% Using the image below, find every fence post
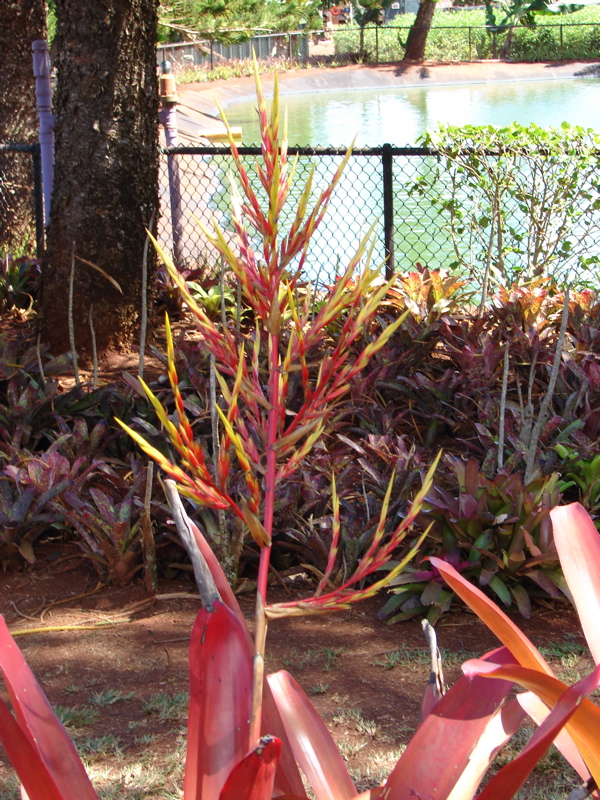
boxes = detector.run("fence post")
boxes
[560,24,563,55]
[376,25,379,62]
[382,143,394,278]
[159,62,185,266]
[31,40,54,227]
[468,27,472,60]
[31,145,44,258]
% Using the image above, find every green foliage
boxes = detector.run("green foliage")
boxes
[175,57,305,85]
[556,443,600,516]
[382,457,563,623]
[158,0,321,43]
[0,255,40,312]
[333,5,600,60]
[485,0,584,59]
[412,122,600,288]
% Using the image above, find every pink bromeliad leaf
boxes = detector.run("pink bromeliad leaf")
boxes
[267,670,357,800]
[166,487,306,796]
[470,661,600,799]
[430,557,553,674]
[550,503,600,664]
[219,735,281,800]
[463,659,600,789]
[0,696,67,800]
[184,599,253,800]
[516,692,592,786]
[0,616,97,800]
[381,647,521,800]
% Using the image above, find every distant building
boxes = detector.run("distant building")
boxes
[385,0,421,19]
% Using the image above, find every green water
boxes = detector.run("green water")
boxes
[210,78,600,282]
[224,78,600,146]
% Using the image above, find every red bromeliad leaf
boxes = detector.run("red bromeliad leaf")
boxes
[0,697,65,800]
[0,616,97,800]
[550,503,600,664]
[463,659,600,787]
[516,692,591,784]
[219,735,281,800]
[185,600,253,800]
[430,557,553,674]
[445,699,525,800]
[381,647,519,800]
[183,512,252,643]
[262,683,308,797]
[474,662,600,800]
[267,670,357,800]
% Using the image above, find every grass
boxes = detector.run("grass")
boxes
[351,746,407,792]
[333,706,379,736]
[323,646,345,671]
[85,735,187,800]
[372,645,478,670]
[337,736,368,761]
[90,689,136,707]
[282,645,345,672]
[54,704,100,729]
[77,735,124,759]
[143,691,189,721]
[175,58,310,86]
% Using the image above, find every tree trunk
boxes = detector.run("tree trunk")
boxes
[403,0,436,62]
[42,0,159,358]
[0,0,46,253]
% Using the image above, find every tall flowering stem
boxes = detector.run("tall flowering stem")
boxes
[121,60,428,744]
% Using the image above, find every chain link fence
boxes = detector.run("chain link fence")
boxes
[158,145,600,288]
[0,143,44,257]
[158,23,600,72]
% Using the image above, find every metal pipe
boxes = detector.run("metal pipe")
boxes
[31,145,44,256]
[159,61,184,266]
[382,143,394,277]
[31,40,54,226]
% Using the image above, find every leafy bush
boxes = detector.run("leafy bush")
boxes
[412,122,600,288]
[379,458,563,623]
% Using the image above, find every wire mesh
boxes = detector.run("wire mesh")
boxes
[158,145,600,288]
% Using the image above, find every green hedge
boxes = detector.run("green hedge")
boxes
[333,5,600,61]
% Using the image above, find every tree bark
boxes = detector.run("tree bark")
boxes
[42,0,159,358]
[403,0,436,62]
[0,0,47,253]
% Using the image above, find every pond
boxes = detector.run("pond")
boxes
[207,77,600,285]
[224,77,600,146]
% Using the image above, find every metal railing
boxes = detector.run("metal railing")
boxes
[158,22,600,70]
[0,143,44,257]
[158,144,600,286]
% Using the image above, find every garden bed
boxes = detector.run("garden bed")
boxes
[0,549,588,800]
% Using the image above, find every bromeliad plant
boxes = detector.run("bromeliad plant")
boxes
[379,457,564,623]
[119,65,412,589]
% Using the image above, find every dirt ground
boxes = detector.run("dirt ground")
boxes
[0,539,592,800]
